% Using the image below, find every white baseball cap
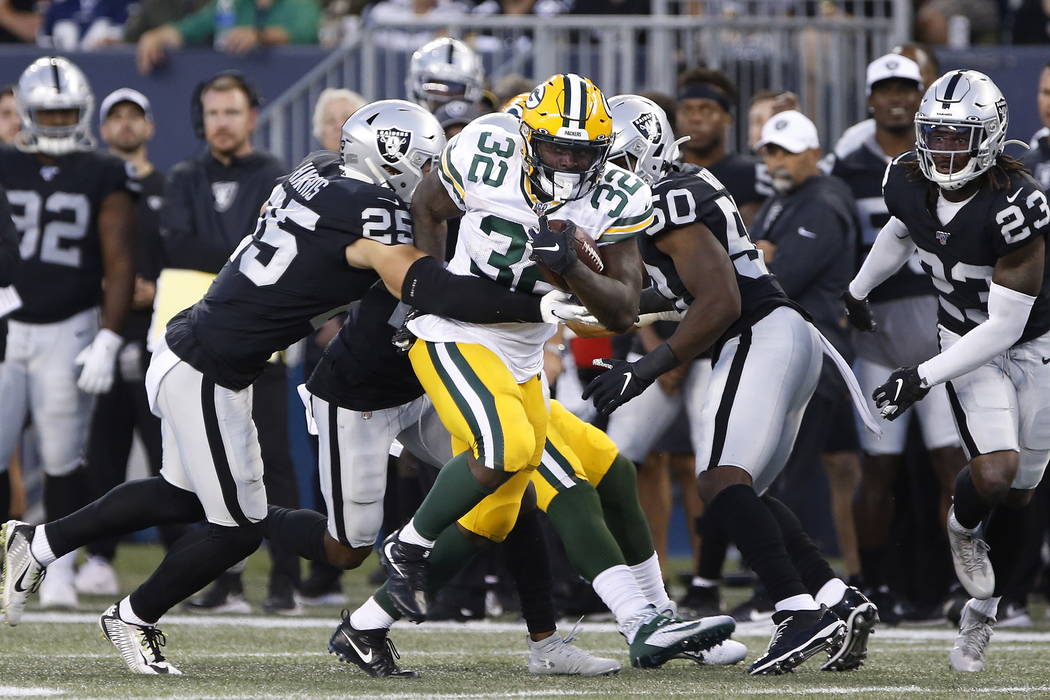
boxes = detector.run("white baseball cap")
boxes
[100,88,152,122]
[866,54,923,95]
[756,110,820,154]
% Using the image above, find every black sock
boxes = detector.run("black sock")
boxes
[986,504,1033,598]
[43,468,92,521]
[953,466,991,529]
[695,512,729,582]
[45,477,204,559]
[502,508,557,637]
[0,471,10,519]
[858,547,887,590]
[263,505,329,565]
[762,495,836,595]
[130,522,263,623]
[706,484,806,602]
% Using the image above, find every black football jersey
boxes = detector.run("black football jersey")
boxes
[1022,129,1050,192]
[706,152,772,208]
[166,151,413,390]
[832,141,932,302]
[0,146,135,323]
[307,282,424,412]
[884,152,1050,344]
[641,163,797,349]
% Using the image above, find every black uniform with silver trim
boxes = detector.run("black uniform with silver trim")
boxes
[1023,128,1050,192]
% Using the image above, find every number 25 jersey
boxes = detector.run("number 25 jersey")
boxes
[883,152,1050,345]
[410,114,654,382]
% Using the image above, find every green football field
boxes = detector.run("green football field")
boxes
[3,545,1050,699]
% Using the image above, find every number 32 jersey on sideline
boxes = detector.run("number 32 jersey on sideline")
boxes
[166,151,412,391]
[883,152,1050,345]
[410,114,654,382]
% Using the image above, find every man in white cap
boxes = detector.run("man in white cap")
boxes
[832,54,966,624]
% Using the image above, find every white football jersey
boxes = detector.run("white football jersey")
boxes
[409,115,654,381]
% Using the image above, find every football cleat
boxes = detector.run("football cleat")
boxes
[379,530,430,623]
[621,606,736,669]
[99,604,181,675]
[677,582,722,618]
[75,555,119,596]
[947,507,994,600]
[329,611,418,678]
[748,605,846,676]
[527,621,621,676]
[678,639,748,666]
[184,572,252,614]
[2,520,46,626]
[949,599,994,672]
[39,552,77,610]
[822,586,879,671]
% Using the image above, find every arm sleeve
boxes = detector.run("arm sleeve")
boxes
[172,1,217,44]
[766,214,847,299]
[0,188,18,286]
[847,216,914,299]
[266,0,320,42]
[918,282,1037,386]
[401,256,543,323]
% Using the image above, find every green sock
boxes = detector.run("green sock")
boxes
[596,455,656,566]
[546,482,625,581]
[374,584,402,619]
[412,453,495,541]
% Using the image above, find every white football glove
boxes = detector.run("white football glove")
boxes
[540,290,598,325]
[75,328,123,394]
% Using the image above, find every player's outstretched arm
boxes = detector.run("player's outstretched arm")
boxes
[847,216,915,302]
[561,237,641,333]
[410,170,461,259]
[97,190,136,334]
[917,236,1044,387]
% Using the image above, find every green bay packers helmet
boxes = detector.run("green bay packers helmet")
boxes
[519,74,613,202]
[340,99,446,203]
[15,56,95,155]
[608,94,687,186]
[915,70,1009,191]
[406,38,485,110]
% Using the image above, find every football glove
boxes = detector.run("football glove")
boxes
[582,344,679,416]
[539,290,597,325]
[528,216,578,275]
[872,366,929,421]
[842,291,877,332]
[392,308,420,355]
[75,328,123,394]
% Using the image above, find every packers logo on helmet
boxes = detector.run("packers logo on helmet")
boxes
[518,74,612,202]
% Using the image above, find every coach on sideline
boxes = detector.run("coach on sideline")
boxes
[749,110,862,581]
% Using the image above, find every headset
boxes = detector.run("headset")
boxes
[190,70,262,139]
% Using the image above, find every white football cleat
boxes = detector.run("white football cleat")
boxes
[947,507,994,600]
[76,555,119,595]
[99,604,182,675]
[39,551,78,609]
[679,639,748,665]
[527,623,621,676]
[1,520,46,626]
[949,599,994,673]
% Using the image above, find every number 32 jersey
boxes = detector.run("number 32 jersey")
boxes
[883,152,1050,345]
[411,114,654,381]
[166,151,412,390]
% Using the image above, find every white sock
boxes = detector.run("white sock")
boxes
[774,593,820,612]
[30,525,57,566]
[815,578,848,608]
[349,596,397,631]
[629,553,672,611]
[969,596,1000,619]
[398,519,436,549]
[592,564,650,624]
[118,596,153,627]
[692,576,719,588]
[949,510,980,535]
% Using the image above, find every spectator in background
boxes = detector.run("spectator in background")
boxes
[0,0,39,42]
[38,0,134,50]
[747,90,799,150]
[366,0,470,52]
[136,0,321,74]
[124,0,208,42]
[313,87,365,153]
[569,0,649,11]
[433,98,491,139]
[1024,61,1050,190]
[0,86,20,144]
[916,0,999,44]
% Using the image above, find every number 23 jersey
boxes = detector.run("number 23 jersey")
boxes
[411,114,654,382]
[883,152,1050,345]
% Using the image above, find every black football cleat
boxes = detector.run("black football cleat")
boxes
[822,587,879,671]
[748,605,846,675]
[329,611,418,678]
[378,531,430,623]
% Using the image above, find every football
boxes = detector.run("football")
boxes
[534,219,605,290]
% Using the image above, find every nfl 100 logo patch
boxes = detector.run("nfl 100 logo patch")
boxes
[935,230,951,245]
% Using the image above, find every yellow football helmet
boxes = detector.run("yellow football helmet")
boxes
[502,92,529,119]
[519,74,613,202]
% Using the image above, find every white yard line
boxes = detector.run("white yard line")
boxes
[0,689,64,697]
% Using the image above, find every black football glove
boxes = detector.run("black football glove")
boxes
[872,366,930,421]
[528,215,578,275]
[391,308,421,355]
[582,344,679,416]
[842,291,877,332]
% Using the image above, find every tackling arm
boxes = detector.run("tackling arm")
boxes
[562,238,642,333]
[409,170,461,260]
[848,216,915,299]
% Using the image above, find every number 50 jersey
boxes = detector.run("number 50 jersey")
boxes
[883,152,1050,345]
[410,114,654,382]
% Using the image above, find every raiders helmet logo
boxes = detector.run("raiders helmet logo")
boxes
[632,112,662,143]
[212,181,239,212]
[377,128,411,164]
[775,119,789,130]
[935,230,952,245]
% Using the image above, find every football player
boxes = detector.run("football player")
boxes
[844,70,1050,672]
[587,95,882,675]
[406,37,486,112]
[0,57,136,608]
[0,100,588,675]
[378,73,736,667]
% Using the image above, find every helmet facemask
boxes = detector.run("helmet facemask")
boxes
[521,127,610,202]
[915,118,997,190]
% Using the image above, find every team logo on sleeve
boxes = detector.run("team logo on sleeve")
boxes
[377,128,411,164]
[212,181,239,212]
[632,112,662,143]
[935,230,952,245]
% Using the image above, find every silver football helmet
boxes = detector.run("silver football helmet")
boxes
[406,38,485,109]
[915,70,1008,190]
[15,56,95,155]
[340,99,446,203]
[608,94,687,186]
